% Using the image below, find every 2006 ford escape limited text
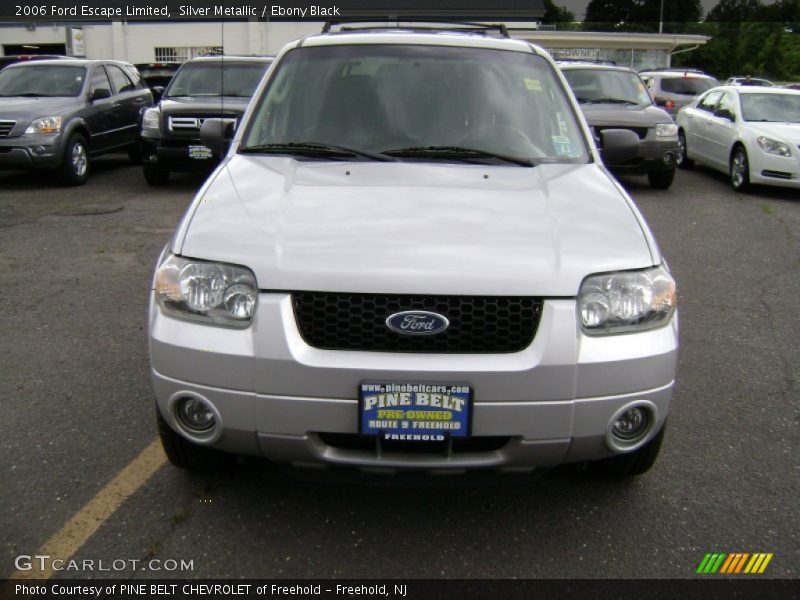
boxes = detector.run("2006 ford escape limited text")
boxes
[149,25,679,479]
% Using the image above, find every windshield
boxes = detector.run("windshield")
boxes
[562,68,652,107]
[660,77,718,95]
[740,93,800,122]
[241,45,589,164]
[0,65,86,97]
[165,62,269,97]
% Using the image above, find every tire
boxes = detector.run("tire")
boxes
[647,168,675,190]
[143,162,169,186]
[676,130,694,169]
[730,146,751,192]
[591,423,666,478]
[156,408,232,472]
[128,142,144,166]
[59,133,90,185]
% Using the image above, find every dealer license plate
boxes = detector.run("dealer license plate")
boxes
[359,382,472,441]
[188,145,212,160]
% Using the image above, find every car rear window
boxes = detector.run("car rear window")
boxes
[660,77,717,95]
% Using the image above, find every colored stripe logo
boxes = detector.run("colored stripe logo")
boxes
[697,553,773,574]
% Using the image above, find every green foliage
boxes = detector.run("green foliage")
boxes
[671,0,800,80]
[582,0,702,32]
[543,0,575,24]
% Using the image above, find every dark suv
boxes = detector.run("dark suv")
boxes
[560,62,679,189]
[140,55,273,185]
[0,59,152,185]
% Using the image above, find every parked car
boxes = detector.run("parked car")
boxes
[675,86,800,191]
[0,59,152,184]
[149,25,678,479]
[724,76,775,87]
[782,82,800,91]
[639,68,719,117]
[140,55,273,185]
[0,54,68,71]
[134,62,182,101]
[560,62,678,189]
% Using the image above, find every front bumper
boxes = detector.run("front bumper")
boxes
[0,134,65,170]
[606,138,679,174]
[142,131,219,172]
[150,294,679,473]
[747,146,800,189]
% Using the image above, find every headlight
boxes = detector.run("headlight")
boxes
[578,265,676,335]
[155,254,257,327]
[655,123,678,137]
[756,136,791,157]
[142,107,160,131]
[25,116,62,134]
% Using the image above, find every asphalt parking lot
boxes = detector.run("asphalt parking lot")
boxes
[1,157,798,580]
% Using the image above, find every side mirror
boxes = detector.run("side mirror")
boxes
[89,88,112,102]
[599,129,640,164]
[714,107,735,121]
[200,118,235,156]
[151,86,165,102]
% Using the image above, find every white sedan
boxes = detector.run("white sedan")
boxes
[675,86,800,191]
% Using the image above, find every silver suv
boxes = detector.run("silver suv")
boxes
[639,68,719,117]
[149,25,678,479]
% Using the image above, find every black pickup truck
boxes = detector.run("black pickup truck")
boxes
[140,55,273,185]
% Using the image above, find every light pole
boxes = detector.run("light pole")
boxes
[659,0,664,34]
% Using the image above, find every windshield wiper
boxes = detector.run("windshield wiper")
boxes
[238,142,396,162]
[381,145,534,167]
[582,98,640,105]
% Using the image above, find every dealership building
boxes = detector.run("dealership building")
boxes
[0,21,708,70]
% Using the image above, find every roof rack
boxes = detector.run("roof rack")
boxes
[321,20,510,39]
[639,67,704,74]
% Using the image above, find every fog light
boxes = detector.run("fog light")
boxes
[176,397,215,432]
[662,152,674,166]
[32,145,47,155]
[612,407,649,441]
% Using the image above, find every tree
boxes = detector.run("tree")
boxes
[583,0,637,31]
[582,0,703,32]
[542,0,575,24]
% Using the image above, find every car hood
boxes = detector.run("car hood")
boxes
[159,96,250,114]
[0,96,82,123]
[746,122,800,145]
[177,158,656,296]
[580,104,672,127]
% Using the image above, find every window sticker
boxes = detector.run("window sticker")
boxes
[524,78,543,91]
[552,135,579,157]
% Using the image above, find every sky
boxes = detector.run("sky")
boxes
[559,0,742,20]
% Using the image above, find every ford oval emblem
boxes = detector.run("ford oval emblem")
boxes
[385,311,450,335]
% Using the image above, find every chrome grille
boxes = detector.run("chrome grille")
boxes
[0,120,16,138]
[168,116,236,131]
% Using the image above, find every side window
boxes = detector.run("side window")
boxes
[106,64,135,94]
[716,92,735,117]
[697,91,722,113]
[89,66,112,96]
